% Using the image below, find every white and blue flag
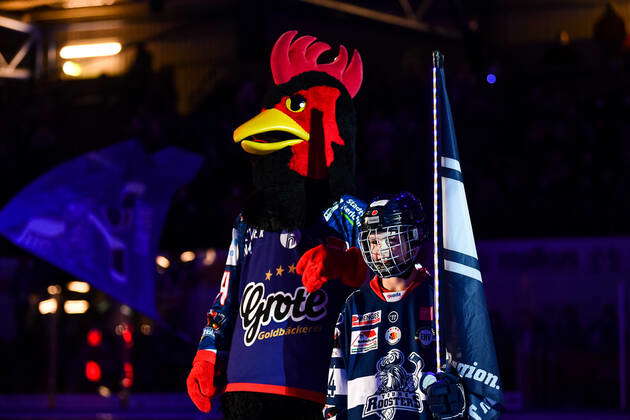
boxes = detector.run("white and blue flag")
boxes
[433,51,503,419]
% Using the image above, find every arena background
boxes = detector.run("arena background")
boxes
[0,0,629,418]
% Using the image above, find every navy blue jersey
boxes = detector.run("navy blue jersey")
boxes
[325,271,437,419]
[198,195,366,403]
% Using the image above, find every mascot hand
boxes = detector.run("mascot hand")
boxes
[421,370,466,420]
[297,237,366,292]
[186,350,217,413]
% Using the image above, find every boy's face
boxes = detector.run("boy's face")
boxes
[367,230,409,266]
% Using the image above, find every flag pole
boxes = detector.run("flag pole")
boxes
[432,50,443,373]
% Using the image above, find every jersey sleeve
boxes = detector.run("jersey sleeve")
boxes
[197,215,243,355]
[323,304,350,419]
[322,195,366,248]
[468,394,502,420]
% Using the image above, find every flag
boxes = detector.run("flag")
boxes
[0,140,203,319]
[433,51,503,418]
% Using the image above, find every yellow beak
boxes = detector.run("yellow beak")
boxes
[233,108,310,155]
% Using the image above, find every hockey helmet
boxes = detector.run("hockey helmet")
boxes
[358,192,426,278]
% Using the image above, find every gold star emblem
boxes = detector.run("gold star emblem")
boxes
[288,264,296,274]
[276,265,285,276]
[265,270,272,281]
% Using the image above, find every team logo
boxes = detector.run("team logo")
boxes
[352,310,381,327]
[363,349,424,419]
[279,230,301,249]
[385,327,401,345]
[415,328,434,347]
[350,327,378,354]
[388,311,399,323]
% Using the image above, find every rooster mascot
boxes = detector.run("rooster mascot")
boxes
[186,31,368,419]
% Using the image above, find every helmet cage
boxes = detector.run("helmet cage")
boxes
[359,224,421,278]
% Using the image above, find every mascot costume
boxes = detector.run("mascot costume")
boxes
[186,30,368,419]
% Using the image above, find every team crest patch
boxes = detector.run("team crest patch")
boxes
[385,326,401,345]
[352,310,381,327]
[350,327,378,354]
[363,349,424,419]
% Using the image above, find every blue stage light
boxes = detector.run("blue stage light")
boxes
[486,73,496,84]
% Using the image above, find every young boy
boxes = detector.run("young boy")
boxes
[324,192,466,420]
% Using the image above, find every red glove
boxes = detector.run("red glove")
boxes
[186,350,217,413]
[297,237,367,293]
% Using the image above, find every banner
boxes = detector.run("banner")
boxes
[0,140,203,318]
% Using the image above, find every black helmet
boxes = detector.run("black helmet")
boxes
[358,192,426,278]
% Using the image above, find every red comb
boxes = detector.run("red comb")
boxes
[270,30,363,98]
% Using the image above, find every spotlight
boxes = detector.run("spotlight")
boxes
[67,281,90,293]
[156,255,170,269]
[39,298,58,314]
[60,42,122,59]
[180,251,195,263]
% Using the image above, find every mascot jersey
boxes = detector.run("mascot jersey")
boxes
[198,195,366,403]
[324,270,438,419]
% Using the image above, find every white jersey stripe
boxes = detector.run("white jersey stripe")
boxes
[329,367,348,396]
[347,375,377,410]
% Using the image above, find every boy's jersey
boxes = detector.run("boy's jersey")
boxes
[197,195,366,403]
[325,271,437,420]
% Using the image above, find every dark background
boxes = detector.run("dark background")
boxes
[0,0,629,415]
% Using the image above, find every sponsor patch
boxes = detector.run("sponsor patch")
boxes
[226,228,239,266]
[386,326,401,345]
[352,310,381,327]
[280,230,301,249]
[350,327,378,354]
[383,291,404,302]
[240,283,328,347]
[416,328,434,347]
[365,215,380,225]
[419,306,434,321]
[388,311,399,323]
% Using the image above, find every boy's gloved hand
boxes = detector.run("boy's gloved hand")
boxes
[297,237,367,293]
[186,350,217,413]
[421,370,466,419]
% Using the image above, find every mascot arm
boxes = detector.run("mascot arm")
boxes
[187,216,244,412]
[321,195,366,248]
[300,195,368,292]
[323,302,350,420]
[297,238,366,292]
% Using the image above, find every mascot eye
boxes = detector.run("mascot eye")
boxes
[285,95,306,113]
